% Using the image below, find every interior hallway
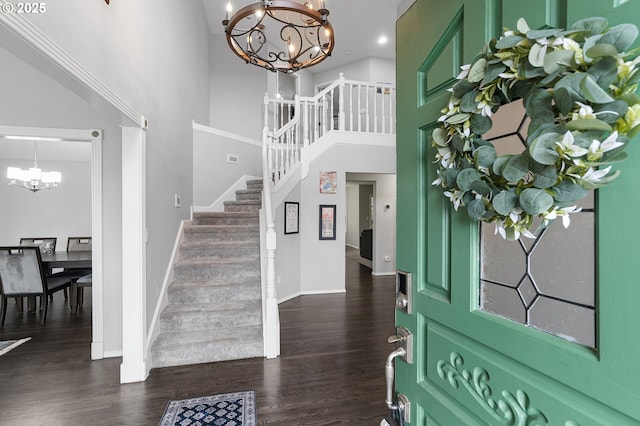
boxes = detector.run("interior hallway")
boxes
[0,255,395,425]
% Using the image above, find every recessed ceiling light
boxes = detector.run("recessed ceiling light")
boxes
[377,35,388,45]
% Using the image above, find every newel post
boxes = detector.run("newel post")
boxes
[338,72,346,131]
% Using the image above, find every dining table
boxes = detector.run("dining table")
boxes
[40,251,92,269]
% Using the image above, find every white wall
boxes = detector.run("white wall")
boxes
[313,57,396,87]
[0,158,91,248]
[275,184,302,302]
[193,128,262,207]
[0,44,124,354]
[21,1,211,333]
[210,34,267,140]
[298,137,396,294]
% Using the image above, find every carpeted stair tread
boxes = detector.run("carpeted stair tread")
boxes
[193,211,259,218]
[162,299,261,313]
[151,326,263,368]
[184,224,259,232]
[180,240,259,250]
[159,301,262,332]
[175,257,259,267]
[167,279,261,304]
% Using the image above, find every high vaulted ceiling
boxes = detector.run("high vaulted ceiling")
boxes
[203,0,401,73]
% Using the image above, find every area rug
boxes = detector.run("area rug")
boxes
[159,391,256,426]
[0,337,31,356]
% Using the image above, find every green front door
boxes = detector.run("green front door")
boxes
[395,0,640,424]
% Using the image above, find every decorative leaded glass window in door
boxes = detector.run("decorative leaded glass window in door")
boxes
[479,100,596,348]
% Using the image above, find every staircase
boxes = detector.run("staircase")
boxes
[150,180,264,368]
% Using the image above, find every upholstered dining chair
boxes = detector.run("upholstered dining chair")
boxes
[58,237,92,312]
[0,246,73,326]
[18,237,57,255]
[66,237,92,252]
[19,237,64,302]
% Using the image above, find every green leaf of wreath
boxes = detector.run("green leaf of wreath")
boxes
[492,190,518,215]
[502,154,530,182]
[468,58,487,83]
[594,100,628,123]
[461,90,480,112]
[553,87,576,115]
[452,79,476,98]
[474,145,498,168]
[446,113,471,124]
[598,23,639,52]
[571,17,609,36]
[543,49,577,74]
[565,118,612,131]
[470,114,493,134]
[467,199,486,221]
[433,128,449,147]
[519,188,554,215]
[492,155,511,175]
[586,43,618,59]
[532,165,558,189]
[457,168,482,191]
[552,180,588,203]
[481,64,506,87]
[580,75,614,103]
[529,132,560,165]
[587,56,618,89]
[496,35,524,49]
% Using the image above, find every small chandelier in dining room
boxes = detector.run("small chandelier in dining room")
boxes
[222,0,334,73]
[6,141,61,192]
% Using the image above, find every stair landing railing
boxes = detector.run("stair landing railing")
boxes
[260,73,396,358]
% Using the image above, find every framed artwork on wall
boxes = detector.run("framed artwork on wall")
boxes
[284,201,299,235]
[319,171,337,193]
[319,204,336,240]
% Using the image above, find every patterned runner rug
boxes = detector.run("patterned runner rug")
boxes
[159,391,256,426]
[0,337,31,356]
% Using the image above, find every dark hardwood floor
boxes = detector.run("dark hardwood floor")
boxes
[0,255,396,425]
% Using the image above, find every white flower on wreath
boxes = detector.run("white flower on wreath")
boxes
[444,190,463,211]
[586,131,624,162]
[543,205,582,229]
[494,218,536,240]
[457,64,470,80]
[580,165,612,184]
[556,131,588,159]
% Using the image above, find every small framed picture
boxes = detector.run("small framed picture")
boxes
[284,202,299,235]
[319,204,336,240]
[320,171,337,193]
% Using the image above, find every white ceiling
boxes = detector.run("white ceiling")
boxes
[203,0,401,74]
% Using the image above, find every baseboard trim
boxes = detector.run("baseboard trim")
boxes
[372,271,396,276]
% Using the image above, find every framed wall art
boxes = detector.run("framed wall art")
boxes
[319,171,337,193]
[319,204,336,240]
[284,201,299,235]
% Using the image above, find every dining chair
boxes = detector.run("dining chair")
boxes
[19,237,64,302]
[66,237,92,252]
[19,237,57,255]
[0,246,73,326]
[71,273,92,314]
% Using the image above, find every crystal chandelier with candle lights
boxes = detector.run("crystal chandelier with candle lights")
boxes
[6,141,61,192]
[222,0,334,73]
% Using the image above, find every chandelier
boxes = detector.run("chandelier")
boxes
[6,141,61,192]
[222,0,334,73]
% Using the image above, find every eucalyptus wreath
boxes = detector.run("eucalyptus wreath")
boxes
[432,17,640,240]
